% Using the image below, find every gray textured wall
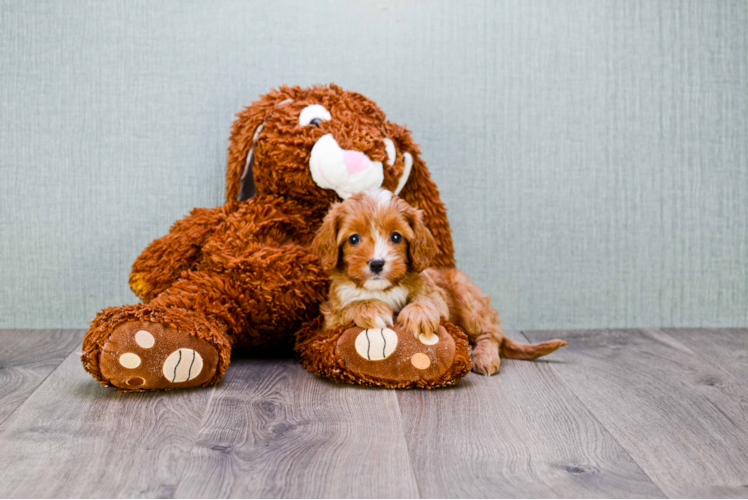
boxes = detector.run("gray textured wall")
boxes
[2,0,746,330]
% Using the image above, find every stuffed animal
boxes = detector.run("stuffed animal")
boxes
[81,84,472,391]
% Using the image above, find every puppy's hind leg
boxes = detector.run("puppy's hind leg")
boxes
[471,332,502,376]
[462,294,566,374]
[439,270,505,375]
[468,303,506,376]
[435,269,567,375]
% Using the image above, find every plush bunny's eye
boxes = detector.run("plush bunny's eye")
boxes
[299,104,332,126]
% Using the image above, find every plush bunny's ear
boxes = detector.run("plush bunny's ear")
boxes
[226,92,294,202]
[312,202,344,272]
[405,204,437,273]
[236,123,263,200]
[387,122,455,269]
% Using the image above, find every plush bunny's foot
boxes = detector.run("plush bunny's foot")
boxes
[296,318,472,389]
[98,321,220,391]
[82,304,231,392]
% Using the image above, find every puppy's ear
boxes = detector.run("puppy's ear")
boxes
[406,204,437,273]
[313,202,344,272]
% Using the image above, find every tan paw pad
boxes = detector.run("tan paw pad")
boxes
[162,348,204,383]
[134,330,155,348]
[119,352,141,369]
[418,333,439,345]
[355,328,398,361]
[410,352,431,370]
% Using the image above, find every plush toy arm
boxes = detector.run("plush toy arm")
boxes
[130,203,239,302]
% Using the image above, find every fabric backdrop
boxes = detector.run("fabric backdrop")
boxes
[2,0,746,331]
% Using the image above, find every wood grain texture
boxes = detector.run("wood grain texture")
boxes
[0,329,83,426]
[660,328,748,381]
[174,357,419,498]
[525,328,748,498]
[397,331,664,498]
[0,350,214,498]
[2,329,747,498]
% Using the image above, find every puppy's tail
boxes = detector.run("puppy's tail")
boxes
[499,336,567,360]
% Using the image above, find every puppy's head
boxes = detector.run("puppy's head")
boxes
[313,189,437,290]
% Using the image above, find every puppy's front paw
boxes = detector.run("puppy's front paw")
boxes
[472,341,501,375]
[354,302,394,330]
[397,301,440,339]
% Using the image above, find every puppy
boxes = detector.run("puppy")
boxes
[313,189,566,375]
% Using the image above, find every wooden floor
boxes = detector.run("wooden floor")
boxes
[0,329,746,498]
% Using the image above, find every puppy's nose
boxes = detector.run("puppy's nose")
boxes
[369,259,385,274]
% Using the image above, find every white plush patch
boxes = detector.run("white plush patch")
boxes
[162,348,203,383]
[383,138,396,166]
[299,104,331,126]
[355,328,398,361]
[336,282,408,313]
[394,152,413,195]
[119,352,141,369]
[419,333,439,345]
[309,134,384,199]
[134,330,155,349]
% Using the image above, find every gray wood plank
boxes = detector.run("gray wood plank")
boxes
[174,357,419,499]
[661,328,748,381]
[525,328,748,498]
[0,350,214,498]
[0,329,83,426]
[397,331,664,498]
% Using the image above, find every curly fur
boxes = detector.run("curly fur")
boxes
[81,84,458,390]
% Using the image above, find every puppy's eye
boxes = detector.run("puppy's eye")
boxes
[348,234,361,245]
[309,118,323,126]
[390,232,402,244]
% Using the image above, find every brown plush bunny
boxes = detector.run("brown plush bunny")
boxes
[81,84,471,391]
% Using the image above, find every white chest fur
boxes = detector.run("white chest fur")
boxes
[334,282,409,313]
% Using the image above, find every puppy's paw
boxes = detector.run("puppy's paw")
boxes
[354,302,394,330]
[397,301,440,339]
[472,341,501,375]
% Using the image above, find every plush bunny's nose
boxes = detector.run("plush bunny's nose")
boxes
[343,150,369,174]
[309,133,384,199]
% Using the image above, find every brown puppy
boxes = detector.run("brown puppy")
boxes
[313,189,566,375]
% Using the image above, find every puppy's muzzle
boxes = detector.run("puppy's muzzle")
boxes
[369,259,385,274]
